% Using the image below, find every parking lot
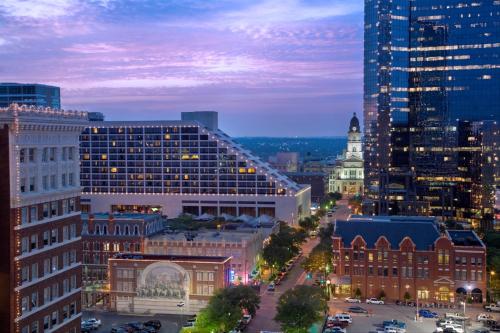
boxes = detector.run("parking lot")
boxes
[82,311,186,333]
[326,299,500,333]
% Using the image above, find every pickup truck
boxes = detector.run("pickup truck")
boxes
[485,304,500,312]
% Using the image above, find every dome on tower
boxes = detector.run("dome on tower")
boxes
[349,112,360,133]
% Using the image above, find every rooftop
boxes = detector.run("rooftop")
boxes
[348,215,437,224]
[147,229,263,243]
[334,219,441,250]
[82,212,162,222]
[447,230,484,247]
[111,253,231,263]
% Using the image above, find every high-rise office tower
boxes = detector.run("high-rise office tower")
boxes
[0,104,88,333]
[0,83,61,109]
[363,0,500,218]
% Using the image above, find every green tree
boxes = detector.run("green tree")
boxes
[316,208,327,218]
[200,292,242,332]
[263,240,293,273]
[222,285,261,316]
[301,243,332,276]
[354,288,362,299]
[275,285,328,333]
[318,224,334,243]
[299,216,319,233]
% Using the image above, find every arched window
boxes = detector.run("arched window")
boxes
[124,225,130,236]
[95,224,101,235]
[134,225,140,236]
[353,147,357,152]
[103,225,108,235]
[115,225,121,236]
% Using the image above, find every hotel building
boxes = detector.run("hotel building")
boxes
[108,254,231,315]
[0,83,61,109]
[80,111,310,224]
[81,213,163,307]
[0,104,88,333]
[332,216,487,303]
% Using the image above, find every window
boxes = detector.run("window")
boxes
[43,203,49,218]
[21,266,29,283]
[63,279,69,293]
[63,226,69,240]
[21,207,28,225]
[51,228,58,243]
[42,148,48,162]
[30,234,37,250]
[114,225,121,235]
[477,270,483,281]
[28,148,35,162]
[50,175,56,189]
[69,302,76,316]
[30,206,38,223]
[68,147,74,160]
[113,243,120,252]
[21,296,29,314]
[62,252,69,267]
[61,174,67,187]
[20,177,26,193]
[29,177,35,192]
[51,283,59,299]
[69,198,75,212]
[20,148,26,163]
[42,175,48,190]
[69,173,74,186]
[70,224,76,238]
[51,256,58,272]
[49,148,56,161]
[103,242,110,251]
[43,231,49,246]
[70,275,76,289]
[392,267,398,276]
[43,259,50,275]
[31,263,38,280]
[21,237,29,253]
[30,292,38,309]
[62,147,67,161]
[30,321,39,333]
[50,202,58,216]
[51,310,58,327]
[43,287,50,303]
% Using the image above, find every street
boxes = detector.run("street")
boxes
[245,201,350,333]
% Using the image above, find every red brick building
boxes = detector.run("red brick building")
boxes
[81,213,163,307]
[332,217,487,303]
[0,104,88,333]
[108,254,231,315]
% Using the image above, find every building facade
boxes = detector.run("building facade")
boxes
[144,226,273,284]
[0,83,61,109]
[332,217,487,303]
[79,111,311,225]
[81,213,163,308]
[268,152,299,173]
[285,172,326,203]
[363,0,500,218]
[0,104,87,333]
[329,113,364,197]
[108,254,231,315]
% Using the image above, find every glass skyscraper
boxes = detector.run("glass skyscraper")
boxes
[0,83,61,109]
[363,0,499,221]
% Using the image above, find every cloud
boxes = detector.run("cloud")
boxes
[0,0,77,19]
[63,42,127,54]
[63,77,212,89]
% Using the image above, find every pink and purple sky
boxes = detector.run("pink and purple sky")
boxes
[0,0,363,136]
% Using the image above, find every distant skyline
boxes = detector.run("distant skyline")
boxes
[0,0,363,136]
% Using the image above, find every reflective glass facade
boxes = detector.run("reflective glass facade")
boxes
[0,83,61,109]
[363,0,499,219]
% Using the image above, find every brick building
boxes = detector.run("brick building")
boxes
[81,213,163,307]
[108,254,231,315]
[0,104,88,333]
[332,217,487,303]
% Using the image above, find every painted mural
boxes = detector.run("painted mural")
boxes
[136,262,188,300]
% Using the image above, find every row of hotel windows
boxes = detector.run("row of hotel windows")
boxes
[84,224,142,236]
[20,199,77,225]
[20,249,77,285]
[21,300,78,333]
[341,265,483,281]
[21,275,78,315]
[341,250,483,266]
[20,147,76,164]
[20,173,76,193]
[20,223,78,254]
[84,241,141,252]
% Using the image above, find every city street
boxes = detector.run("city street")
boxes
[245,202,350,333]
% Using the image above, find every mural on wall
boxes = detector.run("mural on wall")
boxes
[136,262,189,299]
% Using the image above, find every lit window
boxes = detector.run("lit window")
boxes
[110,167,118,173]
[101,154,107,160]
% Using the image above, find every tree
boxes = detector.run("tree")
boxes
[299,216,319,233]
[275,285,328,333]
[222,285,261,316]
[302,243,332,276]
[403,291,411,302]
[318,224,334,243]
[262,222,306,272]
[316,208,326,218]
[195,291,242,332]
[354,288,362,299]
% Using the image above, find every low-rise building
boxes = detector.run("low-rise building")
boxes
[144,227,270,284]
[81,213,163,307]
[285,172,327,203]
[331,216,487,303]
[108,254,231,315]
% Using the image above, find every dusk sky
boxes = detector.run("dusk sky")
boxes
[0,0,363,136]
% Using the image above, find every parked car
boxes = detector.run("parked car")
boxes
[242,314,252,324]
[445,313,469,321]
[471,328,490,333]
[477,313,493,322]
[419,309,438,318]
[485,303,500,312]
[81,322,93,333]
[347,306,368,314]
[325,319,348,329]
[85,318,101,329]
[267,283,276,292]
[491,324,500,332]
[345,297,361,303]
[435,324,464,333]
[324,327,346,333]
[366,298,384,304]
[332,313,353,324]
[144,320,162,330]
[383,320,406,330]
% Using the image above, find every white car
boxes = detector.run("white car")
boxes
[436,324,464,333]
[85,318,102,329]
[345,297,361,303]
[476,313,493,322]
[333,313,352,324]
[366,298,384,304]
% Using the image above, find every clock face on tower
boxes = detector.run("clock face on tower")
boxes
[352,127,357,131]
